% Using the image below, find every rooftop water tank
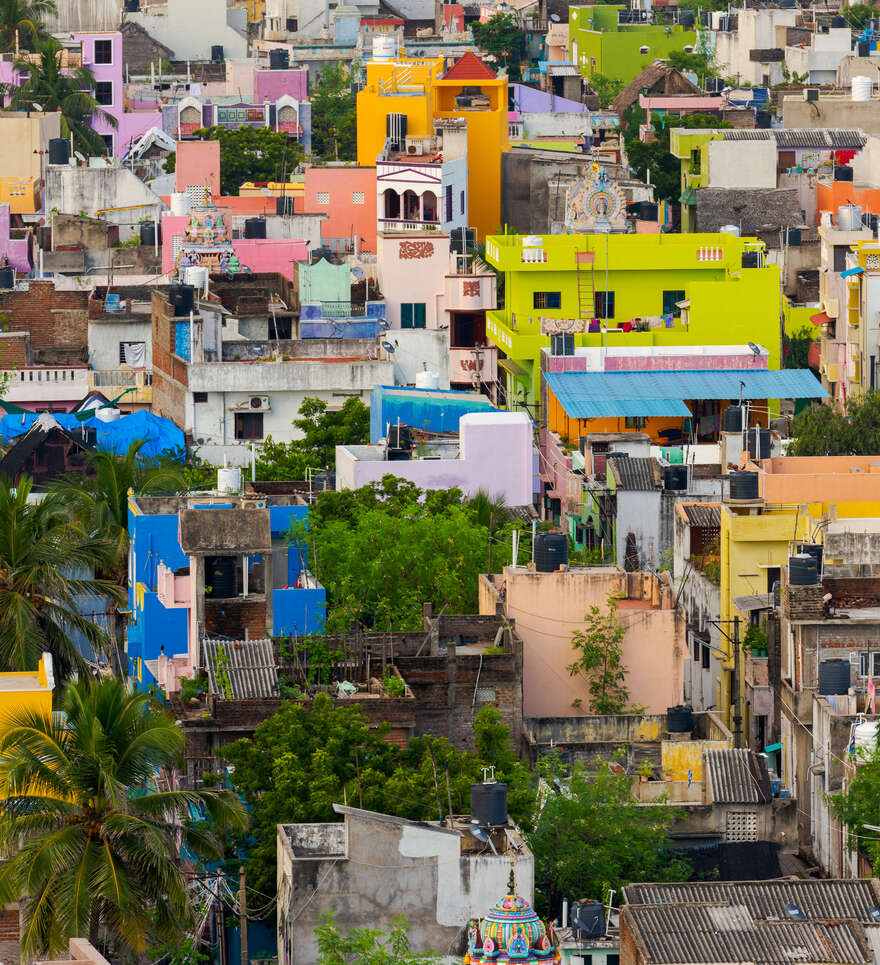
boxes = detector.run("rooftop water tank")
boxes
[664,464,688,491]
[217,466,242,495]
[818,659,850,696]
[534,532,568,572]
[789,553,818,585]
[171,192,190,216]
[415,370,439,390]
[721,224,740,236]
[470,781,508,826]
[372,35,395,60]
[667,705,694,733]
[853,75,872,101]
[854,721,879,753]
[838,204,862,230]
[728,470,759,500]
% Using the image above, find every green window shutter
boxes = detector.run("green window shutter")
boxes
[414,303,426,328]
[401,303,413,328]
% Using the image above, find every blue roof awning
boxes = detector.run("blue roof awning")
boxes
[544,369,827,420]
[842,266,864,278]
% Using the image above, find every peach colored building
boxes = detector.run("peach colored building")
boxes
[748,455,880,506]
[480,567,685,717]
[175,140,221,195]
[303,166,377,254]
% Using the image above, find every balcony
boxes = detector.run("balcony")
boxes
[2,366,89,403]
[378,219,441,232]
[88,368,153,405]
[444,273,497,311]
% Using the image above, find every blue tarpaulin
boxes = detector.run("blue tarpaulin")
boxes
[0,410,185,459]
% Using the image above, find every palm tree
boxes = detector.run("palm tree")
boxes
[4,38,117,155]
[466,489,513,575]
[0,0,56,51]
[0,675,248,958]
[53,441,185,581]
[0,476,123,677]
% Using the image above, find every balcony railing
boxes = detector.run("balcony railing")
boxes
[2,366,89,401]
[320,300,366,318]
[379,218,441,232]
[88,368,153,404]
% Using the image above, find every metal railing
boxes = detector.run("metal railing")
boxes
[319,301,367,318]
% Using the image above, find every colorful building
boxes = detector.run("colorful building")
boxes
[828,237,880,400]
[484,231,781,413]
[0,652,54,722]
[569,6,696,83]
[356,51,509,240]
[303,166,378,254]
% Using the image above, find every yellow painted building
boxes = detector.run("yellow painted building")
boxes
[356,51,509,240]
[0,652,54,723]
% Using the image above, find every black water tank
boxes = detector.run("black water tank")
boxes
[139,221,156,247]
[859,39,870,56]
[756,110,771,129]
[48,137,69,165]
[211,44,224,62]
[470,782,507,826]
[664,464,688,490]
[667,705,694,733]
[818,659,850,695]
[169,284,194,316]
[276,196,295,215]
[244,217,267,239]
[836,165,854,182]
[640,202,658,221]
[747,427,771,460]
[572,901,605,940]
[729,470,759,500]
[207,556,236,598]
[832,14,846,26]
[789,553,818,585]
[723,405,744,432]
[742,251,760,268]
[798,542,823,576]
[787,227,802,247]
[0,267,14,289]
[550,333,574,356]
[679,9,695,25]
[534,532,568,572]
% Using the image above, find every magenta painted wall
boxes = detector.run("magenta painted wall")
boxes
[543,351,769,373]
[0,204,31,271]
[254,68,308,102]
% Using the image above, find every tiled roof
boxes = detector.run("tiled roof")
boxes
[682,503,721,529]
[608,455,658,491]
[204,638,278,699]
[704,748,771,805]
[623,879,880,923]
[442,51,497,80]
[622,903,870,964]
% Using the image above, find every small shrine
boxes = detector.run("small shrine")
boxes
[565,166,626,234]
[174,191,249,280]
[465,867,559,965]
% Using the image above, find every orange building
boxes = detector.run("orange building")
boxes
[303,166,378,254]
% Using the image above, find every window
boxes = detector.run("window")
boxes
[533,291,561,310]
[93,39,112,64]
[692,634,701,661]
[663,289,686,316]
[625,416,646,428]
[235,411,264,440]
[833,245,848,272]
[95,81,113,106]
[594,291,615,318]
[460,190,465,214]
[701,644,711,670]
[445,184,452,222]
[118,341,146,365]
[858,651,880,678]
[193,391,208,403]
[316,191,330,205]
[351,191,364,204]
[401,302,426,328]
[100,134,113,155]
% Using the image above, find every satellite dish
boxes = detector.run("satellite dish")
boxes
[468,822,498,854]
[381,340,396,353]
[74,151,86,163]
[351,266,365,279]
[550,12,560,21]
[377,318,390,330]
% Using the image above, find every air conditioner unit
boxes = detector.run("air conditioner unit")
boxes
[241,395,270,411]
[407,144,418,154]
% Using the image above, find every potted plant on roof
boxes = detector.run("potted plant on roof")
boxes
[744,624,768,659]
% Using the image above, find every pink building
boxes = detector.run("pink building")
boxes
[254,67,309,103]
[176,141,221,195]
[0,204,31,271]
[70,32,161,157]
[303,166,377,253]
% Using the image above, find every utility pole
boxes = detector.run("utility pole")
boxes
[239,866,248,965]
[732,616,743,749]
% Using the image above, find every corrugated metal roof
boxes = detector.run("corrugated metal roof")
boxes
[624,903,870,964]
[734,592,774,611]
[710,129,868,149]
[623,879,880,923]
[204,638,279,699]
[544,369,827,419]
[609,455,658,491]
[682,503,721,528]
[705,748,770,804]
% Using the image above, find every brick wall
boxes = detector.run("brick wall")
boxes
[0,333,29,366]
[204,596,268,639]
[0,905,20,965]
[0,282,88,348]
[785,584,824,621]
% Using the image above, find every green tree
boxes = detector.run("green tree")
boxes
[224,696,534,902]
[0,476,122,678]
[527,756,690,914]
[843,2,876,28]
[310,63,357,161]
[52,440,185,581]
[588,73,624,109]
[0,0,56,50]
[0,676,247,958]
[4,38,116,155]
[470,13,524,79]
[782,323,816,371]
[831,738,880,867]
[305,478,496,631]
[315,914,440,965]
[466,489,512,575]
[666,48,716,79]
[790,390,880,456]
[188,126,303,195]
[566,594,641,715]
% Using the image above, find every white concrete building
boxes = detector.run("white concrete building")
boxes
[711,9,798,87]
[785,28,852,86]
[126,0,247,62]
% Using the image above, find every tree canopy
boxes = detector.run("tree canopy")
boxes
[831,736,880,867]
[0,0,56,50]
[527,757,690,915]
[181,126,303,195]
[588,73,624,109]
[315,915,441,965]
[310,63,357,161]
[790,391,880,456]
[224,695,534,902]
[470,14,524,79]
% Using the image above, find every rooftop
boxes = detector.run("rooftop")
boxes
[441,51,497,80]
[671,128,868,150]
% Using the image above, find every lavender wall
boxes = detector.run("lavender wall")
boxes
[0,204,31,271]
[511,83,587,114]
[254,68,309,102]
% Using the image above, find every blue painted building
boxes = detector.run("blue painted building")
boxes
[127,493,326,690]
[369,385,498,443]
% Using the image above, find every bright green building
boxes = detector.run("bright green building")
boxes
[569,6,697,83]
[484,231,781,412]
[669,128,726,232]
